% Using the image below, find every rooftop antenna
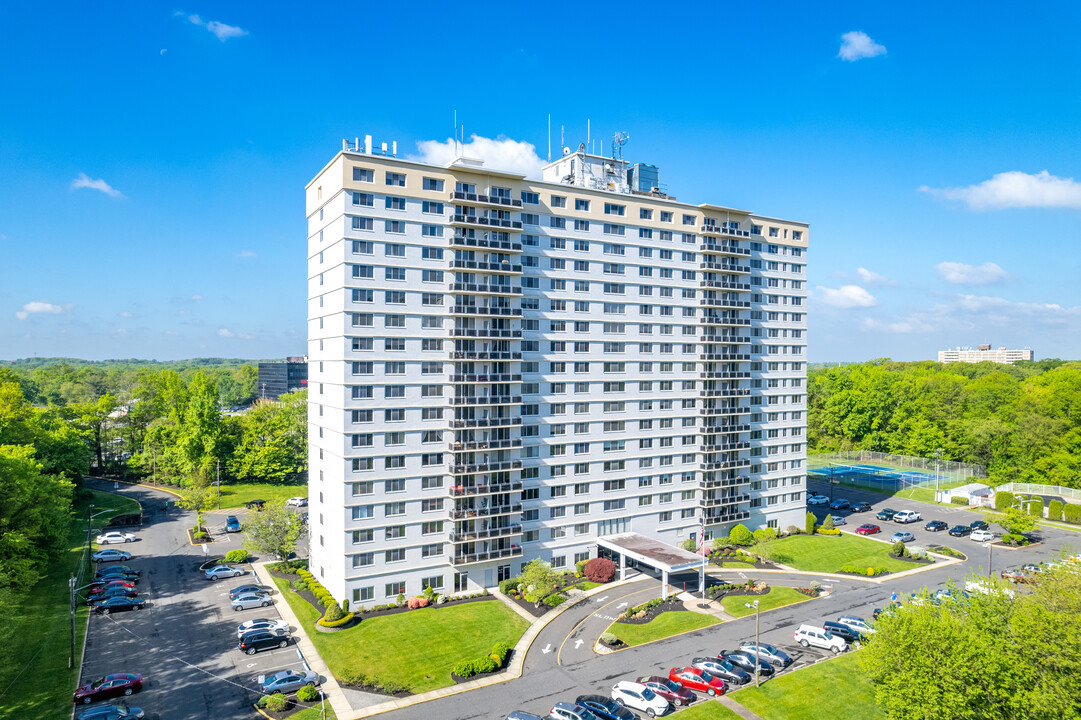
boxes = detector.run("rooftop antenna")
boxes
[548,114,551,163]
[612,131,629,162]
[454,109,458,156]
[587,119,590,154]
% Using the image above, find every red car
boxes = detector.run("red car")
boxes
[89,580,137,595]
[73,673,143,704]
[856,524,881,536]
[668,666,726,696]
[636,675,696,706]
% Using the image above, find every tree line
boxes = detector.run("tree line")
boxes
[808,359,1081,488]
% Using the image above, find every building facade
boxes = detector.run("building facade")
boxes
[938,345,1034,365]
[306,137,809,604]
[258,357,309,400]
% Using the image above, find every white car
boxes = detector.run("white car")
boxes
[285,497,308,507]
[611,680,670,718]
[237,617,289,638]
[806,494,830,506]
[837,615,875,634]
[205,565,246,580]
[794,624,847,653]
[971,529,995,542]
[232,592,273,611]
[893,510,922,524]
[96,531,136,545]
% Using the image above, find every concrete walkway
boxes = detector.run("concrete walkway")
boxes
[719,695,768,720]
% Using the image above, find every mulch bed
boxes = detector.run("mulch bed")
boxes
[615,596,684,625]
[336,678,412,698]
[449,652,514,684]
[709,551,777,569]
[503,575,603,617]
[888,552,934,565]
[187,526,212,544]
[717,585,773,598]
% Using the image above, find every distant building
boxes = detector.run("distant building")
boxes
[258,357,308,399]
[938,345,1034,365]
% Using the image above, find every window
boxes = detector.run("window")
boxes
[574,219,590,231]
[604,203,625,216]
[522,191,539,204]
[385,581,406,597]
[352,192,374,207]
[352,553,374,567]
[386,196,406,211]
[352,167,374,182]
[575,199,590,211]
[351,217,373,231]
[422,246,444,260]
[640,208,653,220]
[422,177,444,192]
[385,267,405,281]
[551,195,567,208]
[386,172,406,187]
[352,586,374,603]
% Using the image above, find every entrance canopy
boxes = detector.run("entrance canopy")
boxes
[597,532,705,597]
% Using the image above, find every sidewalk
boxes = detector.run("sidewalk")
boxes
[719,696,768,720]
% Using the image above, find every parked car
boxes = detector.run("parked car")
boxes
[229,584,272,599]
[610,681,670,717]
[205,565,245,580]
[965,579,1015,598]
[872,603,902,620]
[94,573,139,587]
[96,531,137,545]
[548,701,598,720]
[851,501,872,512]
[737,642,792,668]
[87,587,138,605]
[970,520,989,531]
[76,704,145,720]
[96,565,140,577]
[925,520,949,532]
[822,620,863,643]
[232,592,272,611]
[225,516,241,533]
[94,596,148,614]
[794,624,847,653]
[238,629,291,655]
[949,524,972,537]
[893,510,921,524]
[971,529,995,542]
[889,531,916,543]
[719,651,775,677]
[635,676,696,706]
[93,549,132,564]
[856,523,881,536]
[257,668,320,694]
[875,508,898,521]
[806,494,830,506]
[89,580,136,595]
[245,499,267,510]
[507,713,546,720]
[73,674,143,704]
[828,498,850,510]
[1001,569,1037,584]
[237,617,289,637]
[286,497,308,507]
[575,695,635,720]
[830,515,847,526]
[667,666,726,696]
[692,657,750,685]
[837,615,875,635]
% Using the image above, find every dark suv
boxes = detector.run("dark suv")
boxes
[245,499,266,510]
[823,620,864,643]
[876,508,898,521]
[237,629,290,655]
[949,524,972,537]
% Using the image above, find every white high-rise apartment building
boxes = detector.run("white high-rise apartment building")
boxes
[306,137,809,604]
[938,345,1034,365]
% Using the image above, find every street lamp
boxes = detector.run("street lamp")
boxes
[744,599,761,686]
[934,448,944,502]
[73,505,115,668]
[985,541,993,578]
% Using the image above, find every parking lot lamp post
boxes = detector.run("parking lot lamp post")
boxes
[986,541,993,578]
[745,600,760,686]
[934,448,943,502]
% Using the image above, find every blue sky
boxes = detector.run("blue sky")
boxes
[2,2,1079,362]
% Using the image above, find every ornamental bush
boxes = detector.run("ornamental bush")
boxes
[396,592,406,607]
[492,641,512,664]
[815,527,841,535]
[753,527,777,544]
[498,577,521,594]
[995,491,1015,512]
[264,693,287,712]
[822,515,835,530]
[407,597,430,610]
[806,511,817,535]
[1065,503,1081,524]
[1048,499,1064,522]
[224,549,249,564]
[293,580,308,592]
[473,656,497,674]
[323,602,344,623]
[729,523,754,546]
[583,557,617,583]
[452,660,475,678]
[543,592,567,607]
[317,611,354,628]
[951,496,969,505]
[892,541,907,556]
[599,632,619,645]
[1028,498,1044,517]
[297,685,320,702]
[575,558,590,577]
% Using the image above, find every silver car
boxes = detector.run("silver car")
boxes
[93,549,132,564]
[232,593,272,611]
[237,618,289,638]
[205,565,245,580]
[257,668,320,694]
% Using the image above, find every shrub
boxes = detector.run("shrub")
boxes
[323,602,344,623]
[422,584,436,602]
[753,527,777,544]
[902,547,912,558]
[297,685,320,702]
[1065,503,1081,524]
[785,525,803,536]
[951,496,969,505]
[452,660,475,678]
[809,580,821,593]
[498,577,521,594]
[892,541,906,556]
[342,598,349,613]
[995,491,1015,512]
[583,557,617,583]
[492,641,512,664]
[729,523,754,546]
[473,656,497,674]
[1002,533,1030,546]
[805,511,817,535]
[815,527,841,535]
[543,592,567,607]
[317,611,354,628]
[1049,499,1064,522]
[821,515,835,530]
[711,534,730,550]
[396,592,406,607]
[1028,498,1044,517]
[293,580,308,592]
[407,597,430,610]
[575,558,590,577]
[599,632,619,645]
[436,594,446,605]
[264,693,287,712]
[379,679,406,694]
[224,549,248,564]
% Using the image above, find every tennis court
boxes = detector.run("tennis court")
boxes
[807,462,946,491]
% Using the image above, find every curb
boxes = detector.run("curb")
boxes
[95,477,186,500]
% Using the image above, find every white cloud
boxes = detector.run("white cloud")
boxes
[838,31,886,61]
[119,311,133,318]
[217,328,235,338]
[190,294,203,301]
[919,170,1081,211]
[936,261,1008,285]
[410,134,545,178]
[176,12,248,42]
[71,172,123,198]
[861,294,1081,336]
[856,267,895,286]
[15,301,74,320]
[236,249,256,258]
[815,285,878,309]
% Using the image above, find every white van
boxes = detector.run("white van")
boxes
[794,624,847,653]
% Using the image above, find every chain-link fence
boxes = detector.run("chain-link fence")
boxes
[808,450,987,490]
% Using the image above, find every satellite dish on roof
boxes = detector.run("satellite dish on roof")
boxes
[563,146,570,156]
[578,142,585,152]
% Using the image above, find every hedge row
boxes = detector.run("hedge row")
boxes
[297,568,339,611]
[815,527,842,536]
[317,611,355,628]
[452,640,512,678]
[840,565,890,576]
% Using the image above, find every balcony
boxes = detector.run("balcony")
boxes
[705,508,751,523]
[703,475,750,489]
[701,224,751,239]
[449,480,523,497]
[700,298,751,309]
[449,502,523,519]
[699,352,751,361]
[451,259,523,274]
[451,545,523,565]
[450,191,523,209]
[700,261,751,274]
[452,351,522,360]
[450,305,523,317]
[450,373,522,383]
[449,235,523,253]
[449,438,522,451]
[451,459,524,474]
[450,282,522,295]
[450,328,522,338]
[702,493,751,508]
[699,241,751,256]
[699,371,751,379]
[701,336,751,345]
[699,405,750,416]
[700,423,750,435]
[449,524,522,543]
[451,214,523,232]
[701,458,752,471]
[700,441,751,452]
[700,387,751,398]
[450,416,522,429]
[449,395,522,406]
[699,280,751,291]
[700,316,752,326]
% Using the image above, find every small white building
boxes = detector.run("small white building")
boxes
[940,483,992,506]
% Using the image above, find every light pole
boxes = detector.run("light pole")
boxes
[934,448,943,502]
[699,511,707,608]
[76,506,114,668]
[216,459,221,510]
[745,599,761,686]
[985,541,993,578]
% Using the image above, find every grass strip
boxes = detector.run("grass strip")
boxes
[607,610,720,647]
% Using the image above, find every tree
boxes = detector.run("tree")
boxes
[822,514,835,530]
[518,559,561,607]
[72,393,118,472]
[805,511,817,535]
[995,507,1036,536]
[242,500,303,566]
[729,523,754,546]
[228,391,308,484]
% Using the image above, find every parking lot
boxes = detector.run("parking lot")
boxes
[76,482,318,720]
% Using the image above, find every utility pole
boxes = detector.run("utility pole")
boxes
[745,600,760,686]
[986,541,993,578]
[216,460,221,510]
[68,575,76,669]
[934,448,944,502]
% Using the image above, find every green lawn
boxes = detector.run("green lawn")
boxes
[728,651,884,720]
[753,533,916,574]
[607,611,721,647]
[573,580,603,591]
[717,561,756,569]
[272,576,528,694]
[0,489,141,720]
[213,482,308,509]
[671,700,746,719]
[720,586,811,618]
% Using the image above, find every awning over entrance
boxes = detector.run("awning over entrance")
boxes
[597,532,706,598]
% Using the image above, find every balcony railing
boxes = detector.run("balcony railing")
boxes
[700,298,752,309]
[699,316,752,326]
[702,475,749,489]
[449,438,522,451]
[451,259,523,274]
[699,405,751,416]
[452,351,522,360]
[700,441,751,452]
[450,191,523,208]
[699,371,751,379]
[702,493,751,507]
[449,502,523,519]
[449,235,523,252]
[451,545,523,565]
[449,524,522,543]
[700,423,750,435]
[450,373,522,383]
[701,458,752,471]
[699,353,751,361]
[701,225,751,238]
[450,306,522,317]
[700,261,751,273]
[450,416,522,428]
[451,459,523,474]
[699,242,751,256]
[705,508,751,523]
[700,388,752,398]
[450,282,522,295]
[699,280,751,291]
[449,395,522,406]
[451,214,523,231]
[701,336,751,345]
[450,328,522,338]
[449,480,523,497]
